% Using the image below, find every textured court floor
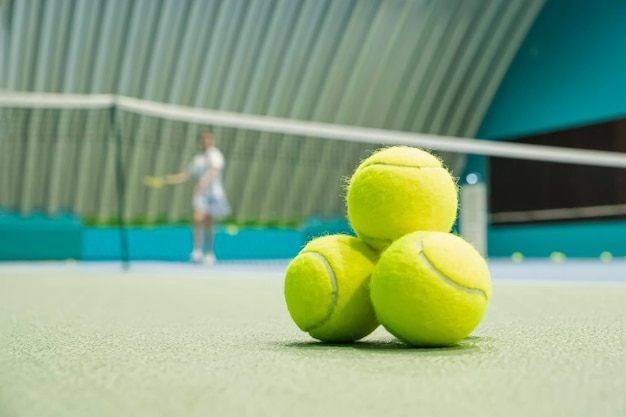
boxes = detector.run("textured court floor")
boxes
[1,261,625,417]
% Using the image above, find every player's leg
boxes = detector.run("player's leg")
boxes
[191,196,206,262]
[203,215,215,265]
[202,194,230,265]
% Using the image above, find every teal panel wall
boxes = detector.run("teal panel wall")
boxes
[0,212,82,260]
[2,213,624,260]
[489,221,626,259]
[0,214,345,261]
[479,0,626,140]
[475,0,626,260]
[83,226,304,261]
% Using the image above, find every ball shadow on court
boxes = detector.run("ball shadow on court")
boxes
[283,335,492,357]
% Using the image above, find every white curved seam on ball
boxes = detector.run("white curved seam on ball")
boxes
[416,238,487,299]
[304,252,338,331]
[362,163,443,170]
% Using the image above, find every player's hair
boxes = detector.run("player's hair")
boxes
[198,130,215,149]
[199,130,214,139]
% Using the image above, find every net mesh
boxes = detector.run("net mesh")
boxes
[1,107,115,218]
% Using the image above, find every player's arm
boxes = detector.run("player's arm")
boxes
[143,172,191,188]
[164,172,191,185]
[195,167,219,193]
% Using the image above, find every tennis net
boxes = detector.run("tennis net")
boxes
[2,92,626,263]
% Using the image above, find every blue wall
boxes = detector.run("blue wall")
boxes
[2,211,625,260]
[0,212,82,260]
[0,211,356,261]
[469,0,626,260]
[82,217,354,261]
[479,0,626,140]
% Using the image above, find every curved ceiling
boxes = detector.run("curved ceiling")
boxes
[2,0,544,137]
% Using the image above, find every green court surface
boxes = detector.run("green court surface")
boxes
[1,263,625,417]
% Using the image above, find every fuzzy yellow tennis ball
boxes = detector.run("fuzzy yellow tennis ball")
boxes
[347,146,458,250]
[370,231,491,347]
[284,234,379,342]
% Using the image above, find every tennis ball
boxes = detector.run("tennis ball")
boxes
[284,234,379,342]
[600,251,613,262]
[347,146,458,250]
[550,252,566,263]
[370,231,491,347]
[225,224,239,236]
[511,252,524,263]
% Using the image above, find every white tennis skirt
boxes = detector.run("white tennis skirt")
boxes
[192,193,232,218]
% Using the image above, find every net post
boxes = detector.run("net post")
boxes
[459,176,488,257]
[110,103,130,271]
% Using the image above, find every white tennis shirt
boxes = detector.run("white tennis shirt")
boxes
[189,147,226,199]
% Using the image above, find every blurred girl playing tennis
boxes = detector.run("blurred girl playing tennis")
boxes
[145,131,231,265]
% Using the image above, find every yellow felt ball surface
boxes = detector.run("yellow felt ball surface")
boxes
[346,146,458,250]
[284,234,379,342]
[370,231,491,347]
